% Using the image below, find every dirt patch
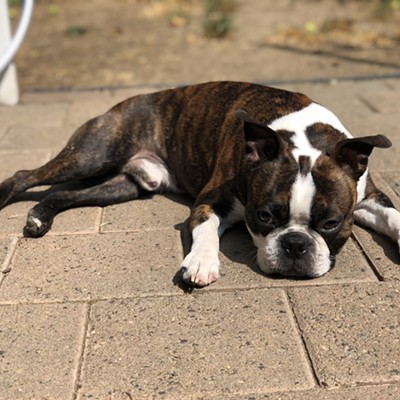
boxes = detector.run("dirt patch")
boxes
[10,0,400,90]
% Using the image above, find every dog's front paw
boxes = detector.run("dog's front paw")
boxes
[180,250,220,287]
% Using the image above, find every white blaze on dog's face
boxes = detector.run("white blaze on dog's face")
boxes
[237,105,390,278]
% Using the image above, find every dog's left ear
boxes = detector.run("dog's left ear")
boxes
[328,134,392,180]
[236,110,283,162]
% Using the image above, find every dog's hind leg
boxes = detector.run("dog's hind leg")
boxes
[0,115,131,210]
[24,174,142,237]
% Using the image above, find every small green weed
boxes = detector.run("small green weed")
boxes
[203,0,237,38]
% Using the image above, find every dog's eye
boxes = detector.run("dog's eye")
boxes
[322,219,341,232]
[257,210,273,224]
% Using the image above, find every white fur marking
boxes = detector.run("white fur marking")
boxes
[181,214,221,286]
[289,172,316,225]
[356,169,368,204]
[269,102,351,164]
[246,223,331,278]
[31,217,42,229]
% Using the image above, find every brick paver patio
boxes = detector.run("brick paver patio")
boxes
[0,79,399,399]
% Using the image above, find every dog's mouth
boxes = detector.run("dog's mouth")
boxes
[265,261,325,279]
[266,269,316,280]
[257,255,324,278]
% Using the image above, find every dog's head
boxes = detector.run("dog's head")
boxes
[237,110,391,278]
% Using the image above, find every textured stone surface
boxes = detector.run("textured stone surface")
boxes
[64,95,118,128]
[0,230,183,302]
[101,194,191,232]
[228,384,400,399]
[0,302,87,400]
[0,150,51,181]
[0,102,68,128]
[289,283,400,388]
[384,171,400,199]
[352,225,400,281]
[78,290,314,399]
[0,79,400,399]
[0,125,71,151]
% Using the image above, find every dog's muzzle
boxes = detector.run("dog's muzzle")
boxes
[249,225,332,279]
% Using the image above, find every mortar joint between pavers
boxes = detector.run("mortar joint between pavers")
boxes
[285,289,321,388]
[72,301,92,400]
[357,95,380,114]
[350,232,385,282]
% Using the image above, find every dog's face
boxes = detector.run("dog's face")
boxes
[245,153,357,278]
[237,110,391,278]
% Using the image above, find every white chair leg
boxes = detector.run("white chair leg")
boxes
[0,0,19,105]
[0,63,19,106]
[0,0,34,106]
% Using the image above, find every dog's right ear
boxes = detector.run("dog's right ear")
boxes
[236,110,282,162]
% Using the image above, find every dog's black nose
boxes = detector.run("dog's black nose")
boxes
[281,232,311,259]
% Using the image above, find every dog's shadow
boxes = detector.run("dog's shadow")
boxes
[172,211,281,291]
[173,212,400,292]
[353,225,400,267]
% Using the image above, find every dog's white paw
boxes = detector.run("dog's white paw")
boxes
[180,250,220,287]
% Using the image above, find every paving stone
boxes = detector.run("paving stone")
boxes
[0,230,183,302]
[370,172,400,209]
[0,150,51,182]
[357,80,400,115]
[78,290,314,399]
[0,102,68,128]
[21,88,113,104]
[0,124,8,140]
[0,302,87,400]
[383,171,400,199]
[289,81,378,130]
[1,80,399,399]
[227,384,400,399]
[0,201,101,237]
[101,194,191,232]
[64,95,121,128]
[352,225,400,281]
[0,125,72,151]
[110,85,164,103]
[289,283,400,388]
